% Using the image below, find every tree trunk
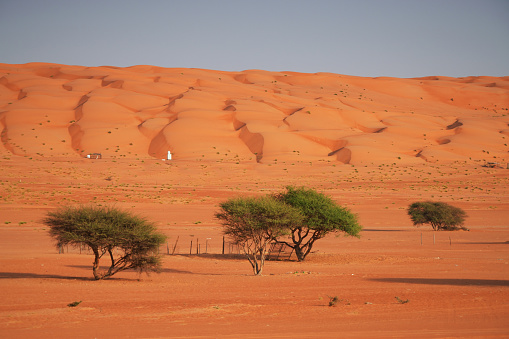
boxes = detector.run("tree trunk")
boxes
[253,259,263,275]
[293,230,320,261]
[91,246,102,280]
[104,247,116,279]
[243,241,267,276]
[295,246,305,262]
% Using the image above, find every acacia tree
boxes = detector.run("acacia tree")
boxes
[44,205,167,280]
[407,201,468,231]
[215,196,302,275]
[274,186,362,261]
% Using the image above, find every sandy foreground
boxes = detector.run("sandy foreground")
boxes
[0,158,508,338]
[0,63,508,338]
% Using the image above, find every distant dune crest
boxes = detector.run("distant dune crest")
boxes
[1,62,508,165]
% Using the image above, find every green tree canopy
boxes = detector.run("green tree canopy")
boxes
[407,201,468,231]
[274,186,361,261]
[44,205,166,280]
[215,195,302,275]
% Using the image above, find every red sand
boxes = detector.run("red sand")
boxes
[0,63,508,338]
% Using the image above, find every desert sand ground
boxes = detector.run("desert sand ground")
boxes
[0,63,508,338]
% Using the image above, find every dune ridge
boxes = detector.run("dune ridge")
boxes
[0,62,508,165]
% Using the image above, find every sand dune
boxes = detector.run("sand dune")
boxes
[1,62,508,165]
[1,63,509,339]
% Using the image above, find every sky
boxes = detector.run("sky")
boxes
[0,0,508,78]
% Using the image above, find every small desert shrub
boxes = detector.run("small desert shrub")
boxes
[328,295,339,307]
[407,201,468,231]
[395,296,409,304]
[67,301,82,307]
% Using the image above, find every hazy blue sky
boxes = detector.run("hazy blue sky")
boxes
[1,0,508,77]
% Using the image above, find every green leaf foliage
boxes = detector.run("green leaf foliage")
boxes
[278,186,361,235]
[407,201,468,231]
[216,196,301,243]
[44,205,166,280]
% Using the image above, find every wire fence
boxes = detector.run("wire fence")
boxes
[56,236,295,260]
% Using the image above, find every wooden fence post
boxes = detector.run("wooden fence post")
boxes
[172,236,179,255]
